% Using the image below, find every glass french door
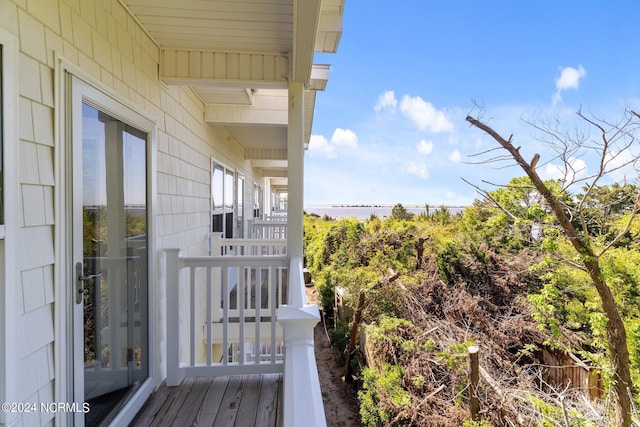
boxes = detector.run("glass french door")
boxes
[71,77,149,426]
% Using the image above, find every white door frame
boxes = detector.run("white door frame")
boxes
[0,27,20,427]
[54,56,158,426]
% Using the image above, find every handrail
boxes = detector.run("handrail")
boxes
[249,218,288,239]
[210,233,286,256]
[165,249,287,386]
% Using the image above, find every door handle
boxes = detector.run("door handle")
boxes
[75,262,104,304]
[80,271,104,281]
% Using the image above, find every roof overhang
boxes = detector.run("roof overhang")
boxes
[120,0,344,187]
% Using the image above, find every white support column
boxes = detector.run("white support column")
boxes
[287,82,305,261]
[280,82,327,426]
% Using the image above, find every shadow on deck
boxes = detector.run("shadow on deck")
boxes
[130,374,283,426]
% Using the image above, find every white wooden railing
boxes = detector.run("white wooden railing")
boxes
[249,218,288,239]
[165,221,327,426]
[165,251,288,385]
[210,232,287,256]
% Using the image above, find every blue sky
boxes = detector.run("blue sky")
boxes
[306,1,640,206]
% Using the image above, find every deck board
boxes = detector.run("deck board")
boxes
[130,375,283,427]
[234,375,263,426]
[172,378,212,427]
[255,373,281,427]
[152,377,196,427]
[194,377,229,426]
[212,375,244,427]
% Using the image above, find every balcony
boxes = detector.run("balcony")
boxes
[153,217,326,426]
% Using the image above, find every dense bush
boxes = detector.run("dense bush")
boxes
[304,191,640,425]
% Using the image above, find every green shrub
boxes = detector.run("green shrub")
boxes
[358,364,410,426]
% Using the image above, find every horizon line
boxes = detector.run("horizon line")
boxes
[303,203,468,208]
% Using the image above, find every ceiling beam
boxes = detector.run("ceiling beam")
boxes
[204,89,288,125]
[262,169,288,178]
[316,11,343,53]
[245,148,287,161]
[160,49,289,87]
[291,0,322,84]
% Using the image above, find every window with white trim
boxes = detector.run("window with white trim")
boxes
[211,160,237,238]
[253,182,263,219]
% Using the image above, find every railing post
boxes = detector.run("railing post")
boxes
[278,304,326,427]
[165,248,183,386]
[278,256,326,427]
[210,232,223,255]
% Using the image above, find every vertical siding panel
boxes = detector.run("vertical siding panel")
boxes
[189,50,201,78]
[238,53,250,80]
[202,51,214,79]
[214,52,226,79]
[263,54,274,81]
[227,53,238,80]
[176,50,189,77]
[276,54,288,81]
[162,49,176,77]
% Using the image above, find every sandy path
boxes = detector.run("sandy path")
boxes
[307,286,362,427]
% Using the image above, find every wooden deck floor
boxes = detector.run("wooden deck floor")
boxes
[130,374,283,427]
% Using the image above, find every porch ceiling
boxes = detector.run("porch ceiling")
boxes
[120,0,343,159]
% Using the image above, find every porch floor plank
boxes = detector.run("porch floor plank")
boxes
[194,376,229,426]
[254,373,281,427]
[129,374,283,427]
[234,374,263,426]
[152,377,197,427]
[212,375,244,427]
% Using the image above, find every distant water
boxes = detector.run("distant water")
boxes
[304,204,466,220]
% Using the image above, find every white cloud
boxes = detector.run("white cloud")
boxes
[331,128,358,148]
[605,149,639,182]
[448,149,462,163]
[308,134,335,158]
[399,95,454,133]
[553,65,586,105]
[374,90,398,113]
[541,158,588,182]
[556,65,586,91]
[406,162,429,179]
[417,139,434,155]
[309,129,359,158]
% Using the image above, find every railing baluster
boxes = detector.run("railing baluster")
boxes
[271,266,277,363]
[255,266,262,364]
[238,266,246,365]
[222,266,229,365]
[206,266,212,366]
[190,266,196,367]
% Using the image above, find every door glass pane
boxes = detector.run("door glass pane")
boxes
[212,165,223,210]
[253,184,263,218]
[82,103,148,425]
[224,169,233,209]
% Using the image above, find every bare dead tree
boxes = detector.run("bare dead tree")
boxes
[466,109,640,427]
